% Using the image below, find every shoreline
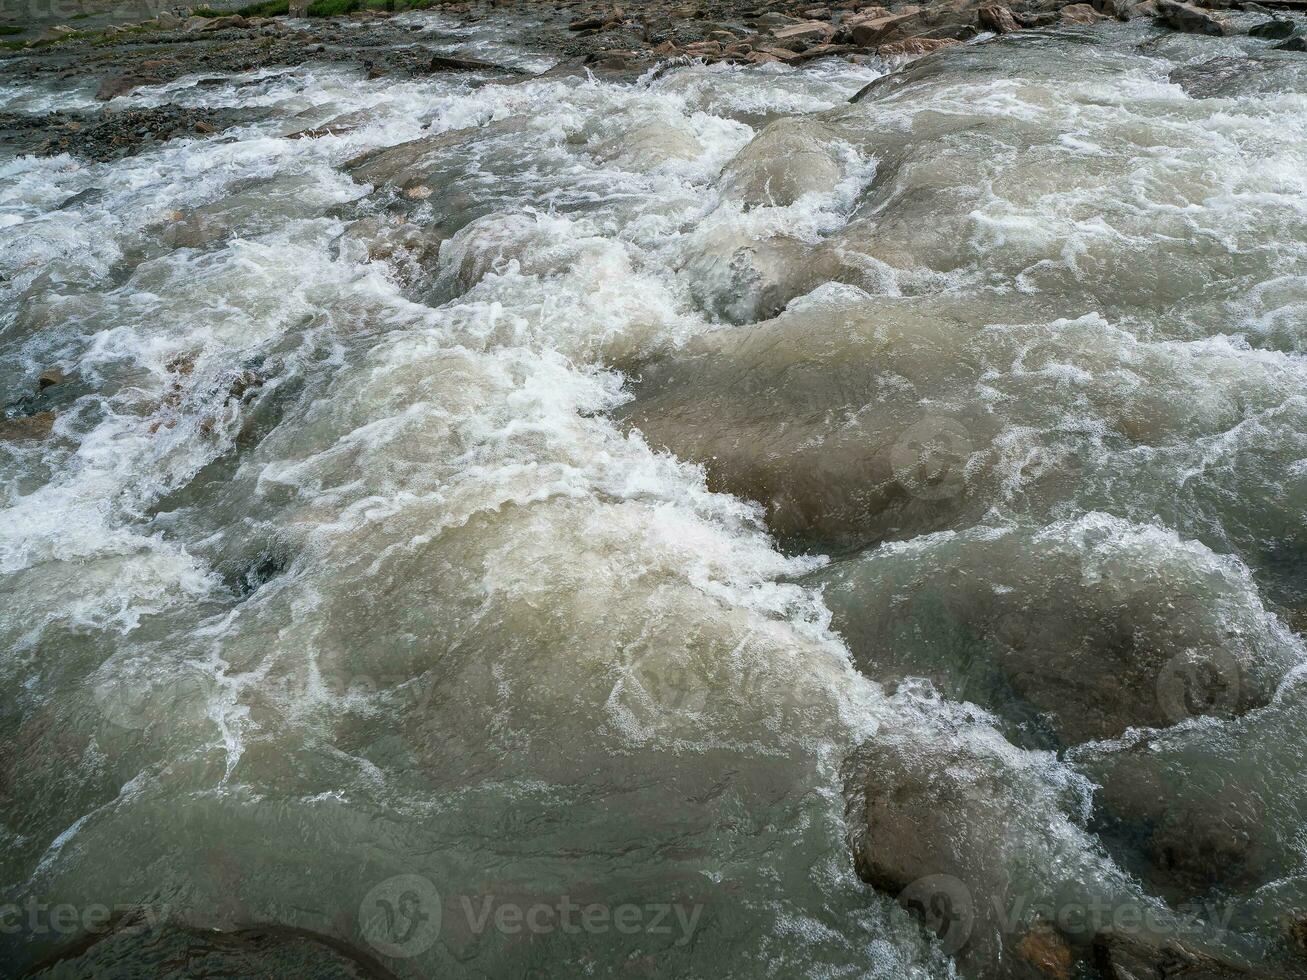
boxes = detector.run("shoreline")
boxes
[0,0,1302,162]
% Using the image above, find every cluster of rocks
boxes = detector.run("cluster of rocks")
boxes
[528,0,1307,64]
[20,105,256,161]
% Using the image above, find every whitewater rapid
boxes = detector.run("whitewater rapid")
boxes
[1,11,1306,978]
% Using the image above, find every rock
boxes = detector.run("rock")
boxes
[156,10,182,29]
[569,15,605,30]
[1275,35,1307,50]
[1019,921,1074,980]
[678,229,846,323]
[337,216,446,286]
[978,4,1021,31]
[1093,929,1277,979]
[842,732,1121,974]
[771,19,836,41]
[1124,0,1160,16]
[809,519,1299,747]
[754,11,804,28]
[1014,9,1061,25]
[37,368,64,390]
[27,917,391,978]
[1249,17,1295,37]
[1059,3,1110,23]
[427,54,523,73]
[1155,0,1229,34]
[849,10,919,44]
[876,35,961,54]
[95,74,161,101]
[183,14,246,32]
[0,412,55,441]
[718,117,844,207]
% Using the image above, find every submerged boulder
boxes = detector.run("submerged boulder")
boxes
[843,729,1132,976]
[718,117,845,207]
[1093,928,1291,979]
[808,518,1300,747]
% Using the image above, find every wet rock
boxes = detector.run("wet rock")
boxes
[1275,35,1307,50]
[718,117,844,206]
[347,117,532,192]
[809,518,1299,747]
[0,412,55,442]
[848,9,925,44]
[95,74,161,101]
[427,53,525,73]
[1081,673,1307,899]
[1249,17,1295,38]
[1019,921,1075,979]
[24,917,394,979]
[185,14,248,32]
[979,4,1022,31]
[772,18,837,41]
[1060,2,1111,22]
[878,35,962,54]
[1155,0,1229,34]
[1093,928,1281,979]
[587,119,704,170]
[336,216,447,288]
[678,229,849,323]
[37,369,64,390]
[842,731,1119,974]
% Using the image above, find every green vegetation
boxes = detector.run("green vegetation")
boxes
[0,25,22,36]
[236,0,290,15]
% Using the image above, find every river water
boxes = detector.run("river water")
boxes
[1,12,1306,978]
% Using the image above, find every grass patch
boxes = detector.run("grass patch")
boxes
[236,0,290,15]
[190,6,232,16]
[0,25,22,36]
[306,0,362,15]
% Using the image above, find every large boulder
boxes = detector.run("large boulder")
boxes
[979,4,1021,32]
[1093,928,1292,979]
[95,74,161,101]
[718,117,845,207]
[1083,673,1307,899]
[1155,0,1229,35]
[807,518,1300,747]
[842,730,1136,976]
[676,228,850,324]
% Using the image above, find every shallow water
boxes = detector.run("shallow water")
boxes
[1,12,1306,978]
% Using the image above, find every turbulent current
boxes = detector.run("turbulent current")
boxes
[2,11,1307,979]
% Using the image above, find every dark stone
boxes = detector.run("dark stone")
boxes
[95,74,162,101]
[1248,17,1295,37]
[1274,34,1307,50]
[1155,0,1230,34]
[1093,929,1288,979]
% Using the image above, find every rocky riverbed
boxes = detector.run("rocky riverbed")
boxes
[2,1,1307,978]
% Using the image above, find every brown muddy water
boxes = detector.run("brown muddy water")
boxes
[2,10,1307,979]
